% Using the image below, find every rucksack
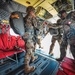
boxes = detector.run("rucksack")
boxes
[66,25,75,39]
[9,11,25,36]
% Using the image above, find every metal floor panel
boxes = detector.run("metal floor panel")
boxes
[7,51,59,75]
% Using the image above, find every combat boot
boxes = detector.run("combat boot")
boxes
[25,53,35,73]
[32,55,38,62]
[25,64,35,73]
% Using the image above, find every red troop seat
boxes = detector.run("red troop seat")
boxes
[0,24,26,64]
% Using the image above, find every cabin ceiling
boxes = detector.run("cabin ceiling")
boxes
[13,0,73,20]
[0,0,72,21]
[13,0,58,17]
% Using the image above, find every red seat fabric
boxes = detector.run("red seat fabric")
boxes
[17,36,25,48]
[0,35,5,50]
[0,34,17,51]
[0,50,6,59]
[0,23,25,61]
[0,48,25,59]
[0,34,25,51]
[57,57,75,75]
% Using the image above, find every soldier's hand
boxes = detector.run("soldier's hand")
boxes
[23,32,30,39]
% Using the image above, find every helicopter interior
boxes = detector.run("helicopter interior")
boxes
[0,0,75,75]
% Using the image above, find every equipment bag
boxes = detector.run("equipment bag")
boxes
[49,28,59,36]
[57,57,75,75]
[9,11,25,36]
[66,25,75,39]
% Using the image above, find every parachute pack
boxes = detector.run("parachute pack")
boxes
[9,11,25,36]
[66,25,75,39]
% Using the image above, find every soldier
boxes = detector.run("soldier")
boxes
[36,21,47,48]
[49,19,63,55]
[23,6,38,73]
[59,10,67,20]
[56,10,75,61]
[24,6,43,48]
[57,19,75,61]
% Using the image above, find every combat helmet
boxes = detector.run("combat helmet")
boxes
[26,6,35,13]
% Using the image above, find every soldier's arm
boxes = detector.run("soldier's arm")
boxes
[48,25,62,29]
[32,18,38,28]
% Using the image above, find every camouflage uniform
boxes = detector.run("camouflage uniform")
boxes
[23,6,50,73]
[58,18,75,61]
[49,20,63,55]
[24,14,45,48]
[24,14,37,41]
[56,11,75,61]
[23,6,38,73]
[36,21,47,48]
[49,35,62,54]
